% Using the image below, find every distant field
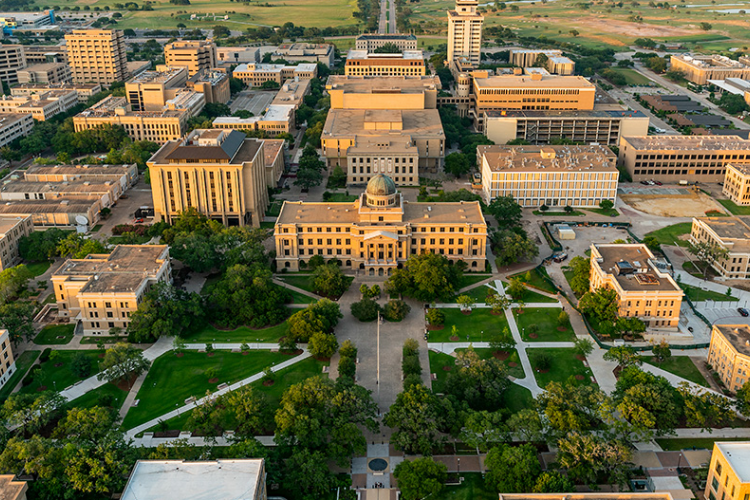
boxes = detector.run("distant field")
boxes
[607,68,654,86]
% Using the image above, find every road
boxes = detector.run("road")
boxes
[607,87,680,134]
[378,0,396,34]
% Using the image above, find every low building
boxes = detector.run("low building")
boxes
[216,46,259,65]
[52,245,171,336]
[0,88,78,121]
[22,44,66,64]
[213,104,295,137]
[723,163,750,205]
[478,144,619,207]
[344,136,420,186]
[483,109,649,145]
[0,216,31,272]
[0,473,27,500]
[618,135,750,183]
[12,83,102,104]
[0,178,123,208]
[23,163,138,187]
[0,113,34,148]
[126,60,152,78]
[121,459,266,500]
[264,138,285,187]
[124,67,189,112]
[355,33,418,52]
[17,62,70,84]
[708,325,750,391]
[689,216,750,279]
[0,44,26,85]
[0,198,102,229]
[509,48,576,75]
[271,78,310,108]
[147,129,269,227]
[232,63,317,87]
[327,75,441,110]
[164,40,217,77]
[186,68,230,104]
[275,174,488,273]
[705,442,750,500]
[274,43,334,67]
[345,50,426,77]
[590,243,683,331]
[0,10,54,32]
[671,54,750,85]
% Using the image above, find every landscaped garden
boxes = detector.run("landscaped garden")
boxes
[527,347,596,388]
[456,274,493,290]
[183,320,289,343]
[431,473,497,500]
[25,261,51,277]
[642,355,709,387]
[0,350,39,401]
[66,383,128,411]
[514,307,575,342]
[427,309,509,343]
[502,282,559,303]
[455,347,525,379]
[645,222,693,248]
[278,274,354,299]
[680,283,738,303]
[20,350,106,394]
[509,267,557,294]
[34,324,75,345]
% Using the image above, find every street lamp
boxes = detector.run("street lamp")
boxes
[481,330,484,343]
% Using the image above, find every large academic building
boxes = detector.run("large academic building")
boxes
[274,174,487,274]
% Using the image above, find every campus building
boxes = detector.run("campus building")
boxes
[0,45,26,85]
[275,174,488,273]
[23,163,139,187]
[344,50,426,77]
[52,245,171,336]
[618,135,750,183]
[326,75,440,110]
[0,198,102,229]
[483,109,650,145]
[0,113,34,148]
[164,40,217,76]
[705,442,750,500]
[447,0,484,68]
[478,144,619,207]
[723,163,750,205]
[708,325,750,392]
[147,129,269,227]
[0,10,54,32]
[590,243,683,331]
[355,33,418,52]
[509,48,576,75]
[670,54,750,85]
[213,104,295,137]
[22,44,66,65]
[0,330,16,393]
[0,88,78,121]
[11,83,102,104]
[124,67,190,111]
[122,460,267,500]
[689,217,750,279]
[273,43,334,67]
[0,216,32,272]
[216,46,259,66]
[232,63,317,87]
[65,29,128,85]
[263,138,285,187]
[17,62,70,84]
[186,68,230,104]
[0,473,27,500]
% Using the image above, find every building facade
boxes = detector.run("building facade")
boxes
[0,330,16,392]
[705,442,750,500]
[273,43,334,67]
[216,47,259,66]
[12,83,102,103]
[345,50,426,77]
[23,163,138,187]
[708,325,750,392]
[186,68,230,104]
[52,245,171,336]
[0,89,78,121]
[164,40,217,76]
[0,113,33,148]
[478,144,619,207]
[275,174,487,274]
[671,54,750,85]
[17,62,70,84]
[355,34,418,52]
[509,49,576,75]
[147,129,269,227]
[690,216,750,279]
[232,63,317,87]
[447,0,484,68]
[0,45,25,85]
[263,138,285,187]
[590,243,683,331]
[0,216,32,272]
[65,29,128,85]
[723,163,750,205]
[327,75,440,111]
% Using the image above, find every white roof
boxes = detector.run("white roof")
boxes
[121,459,264,500]
[295,63,318,72]
[708,78,750,96]
[716,442,750,483]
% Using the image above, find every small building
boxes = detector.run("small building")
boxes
[671,54,750,85]
[0,113,34,148]
[326,75,441,110]
[0,215,32,271]
[509,48,576,75]
[216,46,259,66]
[557,224,575,240]
[590,243,683,331]
[708,325,750,392]
[213,104,295,137]
[17,62,71,84]
[723,163,750,206]
[23,163,139,188]
[273,43,334,68]
[690,216,750,279]
[356,33,418,52]
[0,474,26,500]
[344,50,426,77]
[0,198,102,229]
[186,68,230,104]
[0,330,16,391]
[0,88,78,121]
[11,83,102,104]
[705,442,750,500]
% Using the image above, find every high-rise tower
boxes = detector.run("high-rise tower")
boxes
[447,0,484,68]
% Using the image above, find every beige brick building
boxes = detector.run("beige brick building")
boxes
[0,113,33,148]
[164,40,217,77]
[0,45,25,85]
[478,144,619,207]
[345,50,426,77]
[0,330,16,391]
[275,174,487,274]
[148,129,269,227]
[0,89,78,121]
[0,216,32,272]
[52,245,171,336]
[327,75,440,111]
[670,54,750,85]
[509,49,576,75]
[447,0,484,68]
[690,216,750,279]
[12,83,102,104]
[723,163,750,205]
[65,29,128,85]
[0,198,102,229]
[273,43,334,67]
[186,68,230,104]
[355,34,418,52]
[263,138,285,187]
[708,325,750,391]
[17,62,70,84]
[590,243,683,330]
[232,63,317,87]
[23,163,138,187]
[705,442,750,500]
[0,473,27,500]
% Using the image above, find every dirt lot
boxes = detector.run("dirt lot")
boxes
[620,191,724,217]
[564,16,699,37]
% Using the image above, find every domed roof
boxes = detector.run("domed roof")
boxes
[366,174,397,197]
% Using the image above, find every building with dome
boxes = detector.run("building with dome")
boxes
[274,174,488,274]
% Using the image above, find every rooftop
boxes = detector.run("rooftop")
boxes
[77,95,186,119]
[673,53,750,69]
[0,179,116,194]
[695,216,750,241]
[25,163,136,178]
[149,129,261,165]
[275,43,332,55]
[478,144,617,173]
[728,163,750,176]
[20,61,68,72]
[0,216,27,235]
[0,198,99,215]
[0,475,27,500]
[128,67,186,86]
[121,459,264,500]
[715,442,750,482]
[323,108,444,139]
[714,326,750,358]
[346,49,424,60]
[592,243,682,293]
[0,113,31,127]
[349,135,418,154]
[272,78,311,105]
[484,109,647,120]
[356,33,417,40]
[262,104,294,122]
[263,139,284,166]
[622,135,750,151]
[326,75,441,92]
[474,74,595,89]
[509,48,563,55]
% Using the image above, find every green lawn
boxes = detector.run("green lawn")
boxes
[108,235,151,245]
[20,350,106,394]
[266,201,282,217]
[509,267,558,294]
[122,350,292,430]
[326,193,358,202]
[606,67,654,86]
[89,224,103,233]
[502,282,559,303]
[66,383,128,411]
[80,336,125,345]
[655,437,749,451]
[528,347,595,389]
[0,350,39,401]
[270,283,316,305]
[260,221,276,229]
[562,268,582,299]
[278,275,353,299]
[680,283,738,303]
[428,309,509,342]
[462,284,496,303]
[431,473,497,500]
[583,207,620,217]
[514,307,574,342]
[183,321,289,343]
[504,383,535,414]
[642,356,709,387]
[457,274,493,290]
[34,324,75,345]
[718,199,750,216]
[25,261,51,277]
[645,222,693,248]
[429,350,455,394]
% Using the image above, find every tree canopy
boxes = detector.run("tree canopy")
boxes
[385,253,463,302]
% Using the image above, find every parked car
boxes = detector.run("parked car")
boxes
[739,307,749,317]
[133,218,145,224]
[640,180,650,185]
[654,181,663,186]
[553,253,568,263]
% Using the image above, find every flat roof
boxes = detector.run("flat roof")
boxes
[128,67,185,85]
[510,48,563,54]
[346,49,424,60]
[263,139,284,166]
[0,216,27,235]
[474,74,595,89]
[326,75,441,92]
[121,459,264,500]
[19,62,67,72]
[727,163,750,176]
[0,179,115,194]
[323,108,444,139]
[356,33,417,40]
[0,198,98,214]
[478,144,617,173]
[672,53,750,70]
[695,217,750,252]
[485,109,647,120]
[714,325,750,358]
[25,164,136,177]
[715,442,750,482]
[593,243,682,293]
[622,135,750,151]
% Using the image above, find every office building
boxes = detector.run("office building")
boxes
[213,104,295,137]
[327,75,441,110]
[24,163,138,187]
[186,68,230,104]
[164,40,217,76]
[618,135,750,183]
[17,62,70,84]
[274,43,334,67]
[275,174,487,273]
[65,29,128,85]
[0,216,32,272]
[147,129,269,227]
[709,325,750,392]
[356,33,418,52]
[122,459,266,500]
[0,10,54,32]
[671,54,750,85]
[0,88,78,121]
[0,113,34,148]
[52,245,171,336]
[478,144,619,207]
[11,83,102,104]
[216,46,259,65]
[124,67,189,111]
[723,163,750,205]
[232,63,317,87]
[0,177,124,208]
[0,45,25,84]
[447,0,483,68]
[22,44,66,64]
[689,216,750,279]
[0,198,102,229]
[590,243,683,331]
[0,474,27,500]
[705,442,750,500]
[509,48,576,75]
[483,109,649,145]
[345,50,426,77]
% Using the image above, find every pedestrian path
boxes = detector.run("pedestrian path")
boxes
[271,277,320,300]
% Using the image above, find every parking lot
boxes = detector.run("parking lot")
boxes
[229,90,275,115]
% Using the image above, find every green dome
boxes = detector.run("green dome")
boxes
[366,174,397,197]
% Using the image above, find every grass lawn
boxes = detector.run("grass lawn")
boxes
[645,222,693,248]
[260,221,276,229]
[429,350,455,394]
[66,383,128,411]
[514,307,574,342]
[432,473,497,500]
[89,224,103,233]
[25,261,51,277]
[583,207,620,217]
[108,235,151,245]
[562,268,582,299]
[502,282,559,304]
[504,383,535,414]
[275,283,316,305]
[428,308,509,342]
[462,284,496,303]
[0,350,39,401]
[655,437,750,451]
[680,283,738,303]
[122,350,291,430]
[20,350,106,394]
[80,336,126,345]
[265,201,282,217]
[279,274,353,299]
[509,267,557,294]
[326,193,358,202]
[34,324,75,345]
[528,347,595,389]
[607,67,654,86]
[457,274,493,290]
[642,356,709,387]
[183,320,289,343]
[718,199,750,216]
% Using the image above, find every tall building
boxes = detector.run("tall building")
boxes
[345,50,426,77]
[275,174,488,273]
[0,216,32,272]
[708,325,750,391]
[147,129,269,227]
[690,216,750,279]
[447,0,483,68]
[164,40,217,77]
[705,442,750,500]
[0,45,26,85]
[355,34,418,52]
[65,29,128,85]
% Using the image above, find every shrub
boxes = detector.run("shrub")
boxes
[402,354,422,377]
[71,352,92,378]
[350,298,381,322]
[39,348,52,363]
[534,352,552,371]
[97,392,115,408]
[403,373,423,389]
[403,338,419,357]
[426,308,444,326]
[384,299,411,322]
[338,355,356,379]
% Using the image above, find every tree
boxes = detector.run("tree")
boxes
[557,310,569,328]
[385,383,443,455]
[604,345,642,368]
[599,199,614,210]
[71,351,92,378]
[533,471,575,493]
[350,298,381,322]
[485,443,541,492]
[294,166,323,190]
[308,332,338,358]
[612,366,680,434]
[285,449,340,500]
[328,165,347,188]
[97,343,150,387]
[536,381,605,434]
[53,406,117,446]
[557,432,632,488]
[287,300,341,342]
[574,338,595,358]
[687,241,729,278]
[678,383,733,432]
[534,53,549,67]
[426,308,445,326]
[444,152,471,178]
[456,294,474,311]
[56,233,107,259]
[385,253,462,302]
[0,302,35,344]
[700,21,712,30]
[373,42,402,54]
[0,265,32,303]
[506,277,526,300]
[579,287,619,323]
[18,228,66,262]
[1,392,64,435]
[646,56,667,73]
[718,92,750,115]
[311,263,348,298]
[446,347,510,411]
[493,231,539,266]
[128,282,205,343]
[487,195,522,229]
[568,256,591,297]
[490,326,515,353]
[651,340,671,364]
[223,385,268,436]
[569,29,579,36]
[485,291,511,315]
[212,25,230,37]
[384,299,411,321]
[394,458,448,500]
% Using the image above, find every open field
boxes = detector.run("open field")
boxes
[429,309,509,342]
[605,68,654,86]
[645,222,694,248]
[621,192,723,218]
[183,320,289,343]
[34,324,75,345]
[20,350,106,395]
[642,356,710,387]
